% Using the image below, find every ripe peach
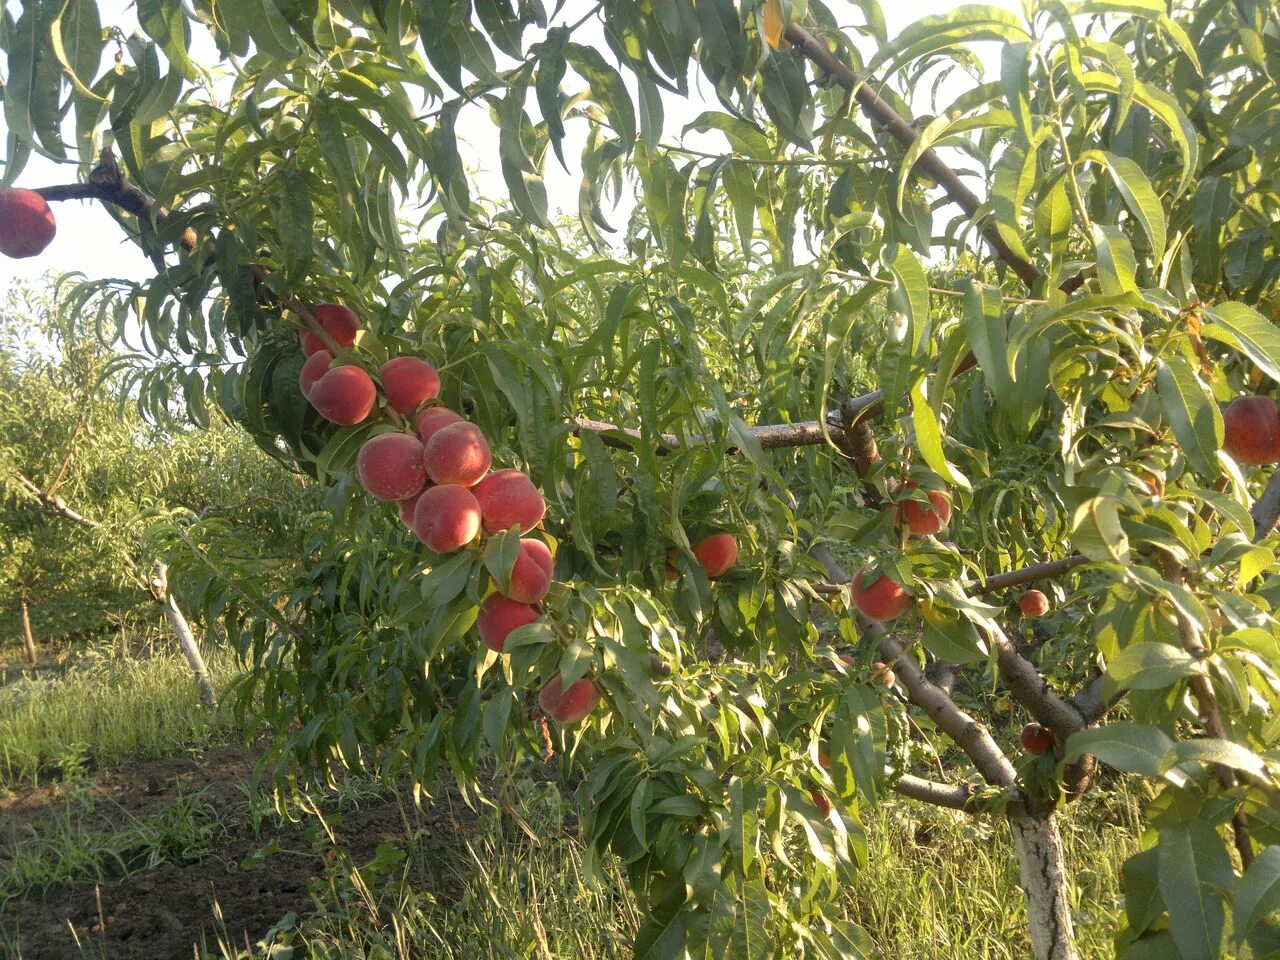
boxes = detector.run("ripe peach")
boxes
[1223,395,1280,465]
[356,433,427,501]
[0,188,56,259]
[691,533,738,578]
[538,673,600,725]
[1020,723,1053,755]
[300,303,361,357]
[810,788,832,818]
[501,538,554,604]
[1019,589,1049,619]
[473,469,546,534]
[870,661,896,687]
[398,490,424,527]
[476,595,540,653]
[851,568,912,622]
[380,357,440,415]
[818,749,832,770]
[894,481,952,537]
[423,421,491,487]
[414,407,463,444]
[299,350,332,398]
[309,365,377,425]
[410,484,482,552]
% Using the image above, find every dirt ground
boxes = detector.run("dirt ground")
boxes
[0,744,479,959]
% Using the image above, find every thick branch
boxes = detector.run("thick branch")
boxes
[14,470,103,530]
[991,632,1085,737]
[1068,676,1119,725]
[968,555,1089,595]
[35,151,196,251]
[570,415,847,453]
[782,25,1043,289]
[890,774,984,811]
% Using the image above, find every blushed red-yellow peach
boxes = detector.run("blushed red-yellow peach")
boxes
[300,303,361,357]
[356,433,427,501]
[410,483,482,552]
[500,538,553,604]
[398,490,425,527]
[538,673,600,725]
[423,421,491,487]
[309,365,377,425]
[894,481,952,537]
[476,595,540,653]
[299,350,332,398]
[1019,589,1050,619]
[473,469,545,534]
[380,357,440,415]
[414,407,463,445]
[850,568,912,622]
[0,188,56,259]
[691,533,738,577]
[1222,395,1280,465]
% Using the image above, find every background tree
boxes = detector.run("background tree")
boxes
[4,2,1280,958]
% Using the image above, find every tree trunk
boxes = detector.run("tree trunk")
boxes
[20,595,37,665]
[1010,812,1078,960]
[152,564,217,709]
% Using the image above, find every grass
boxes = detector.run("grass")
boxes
[0,648,1142,959]
[0,647,242,787]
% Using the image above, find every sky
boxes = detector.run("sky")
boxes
[1,0,1021,287]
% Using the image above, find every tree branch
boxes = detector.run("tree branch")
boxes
[13,470,103,530]
[34,151,197,252]
[782,24,1044,290]
[968,555,1089,595]
[890,774,985,811]
[990,631,1085,737]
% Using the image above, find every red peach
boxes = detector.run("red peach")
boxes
[691,533,738,578]
[1020,723,1053,755]
[1223,395,1280,465]
[851,568,912,622]
[476,595,540,653]
[380,357,440,415]
[356,433,427,501]
[473,469,546,534]
[309,365,377,425]
[870,661,896,687]
[423,421,491,487]
[0,188,56,259]
[1019,589,1049,619]
[810,788,832,818]
[410,484,482,552]
[398,490,425,527]
[894,481,952,537]
[538,673,600,725]
[500,538,554,604]
[414,407,464,444]
[300,303,361,357]
[299,350,332,398]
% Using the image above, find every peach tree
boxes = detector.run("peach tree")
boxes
[4,1,1280,957]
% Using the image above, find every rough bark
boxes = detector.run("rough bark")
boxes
[20,595,37,665]
[152,564,217,709]
[1010,813,1079,960]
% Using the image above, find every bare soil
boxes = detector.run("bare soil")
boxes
[0,743,480,959]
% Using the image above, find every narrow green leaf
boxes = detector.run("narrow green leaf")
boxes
[1064,722,1173,778]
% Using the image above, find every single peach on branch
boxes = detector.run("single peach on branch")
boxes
[1020,723,1053,755]
[380,357,440,415]
[538,673,600,725]
[691,533,738,578]
[356,432,427,501]
[309,365,377,425]
[1018,589,1049,619]
[410,483,482,552]
[893,480,952,537]
[1222,395,1280,465]
[476,595,540,653]
[423,421,492,487]
[300,303,361,357]
[0,188,56,259]
[850,568,912,622]
[473,469,546,534]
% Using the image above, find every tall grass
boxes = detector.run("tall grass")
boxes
[0,649,242,787]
